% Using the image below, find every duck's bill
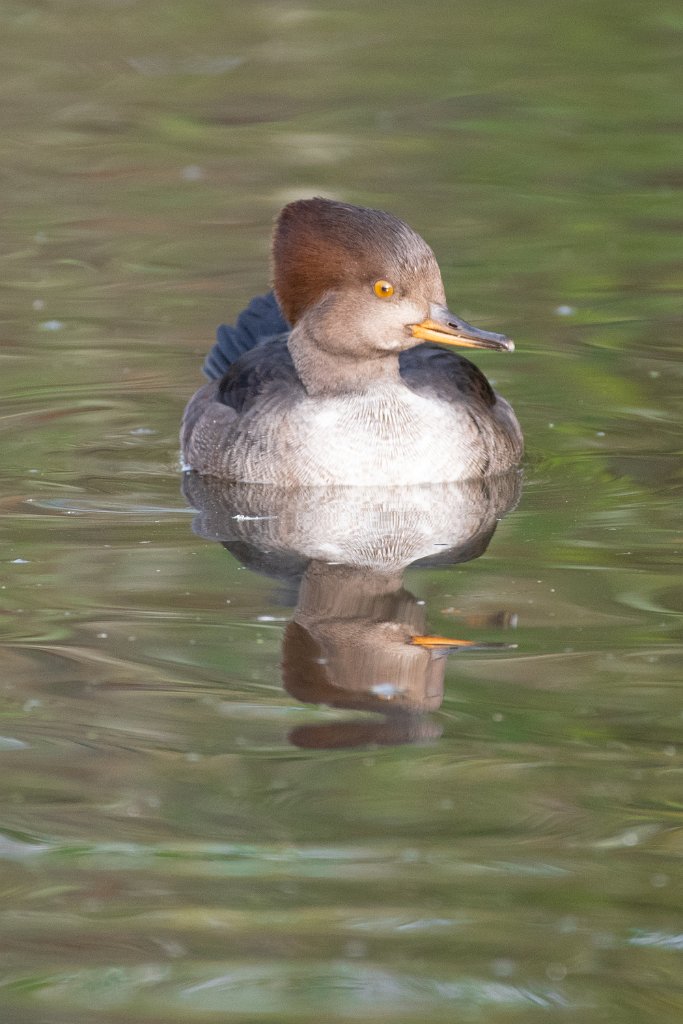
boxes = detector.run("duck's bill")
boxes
[410,307,514,352]
[410,634,516,651]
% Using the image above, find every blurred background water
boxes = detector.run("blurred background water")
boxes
[1,1,681,1021]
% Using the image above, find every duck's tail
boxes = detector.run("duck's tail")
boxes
[203,290,289,380]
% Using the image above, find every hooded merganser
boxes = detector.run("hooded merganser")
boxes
[181,198,523,485]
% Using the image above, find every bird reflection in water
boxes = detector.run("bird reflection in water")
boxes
[182,471,521,749]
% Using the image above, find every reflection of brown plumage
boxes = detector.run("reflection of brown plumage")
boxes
[283,564,449,716]
[183,471,521,749]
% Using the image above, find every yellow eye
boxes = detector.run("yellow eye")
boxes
[373,279,394,299]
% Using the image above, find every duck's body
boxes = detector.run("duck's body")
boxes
[181,199,523,485]
[183,329,521,485]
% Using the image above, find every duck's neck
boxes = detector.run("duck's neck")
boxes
[287,322,401,397]
[296,562,406,620]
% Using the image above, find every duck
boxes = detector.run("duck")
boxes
[181,197,523,486]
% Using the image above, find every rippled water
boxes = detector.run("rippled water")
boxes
[1,1,681,1021]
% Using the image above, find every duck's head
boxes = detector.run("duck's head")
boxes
[273,197,513,359]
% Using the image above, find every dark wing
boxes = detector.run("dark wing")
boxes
[399,344,496,408]
[204,291,290,380]
[217,334,303,414]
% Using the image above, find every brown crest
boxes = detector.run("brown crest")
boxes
[272,198,437,324]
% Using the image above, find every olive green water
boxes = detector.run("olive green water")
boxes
[1,1,681,1021]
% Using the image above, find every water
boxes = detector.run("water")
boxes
[1,1,681,1021]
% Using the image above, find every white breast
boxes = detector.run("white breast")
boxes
[291,384,482,485]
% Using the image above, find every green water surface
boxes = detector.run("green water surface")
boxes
[1,1,681,1021]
